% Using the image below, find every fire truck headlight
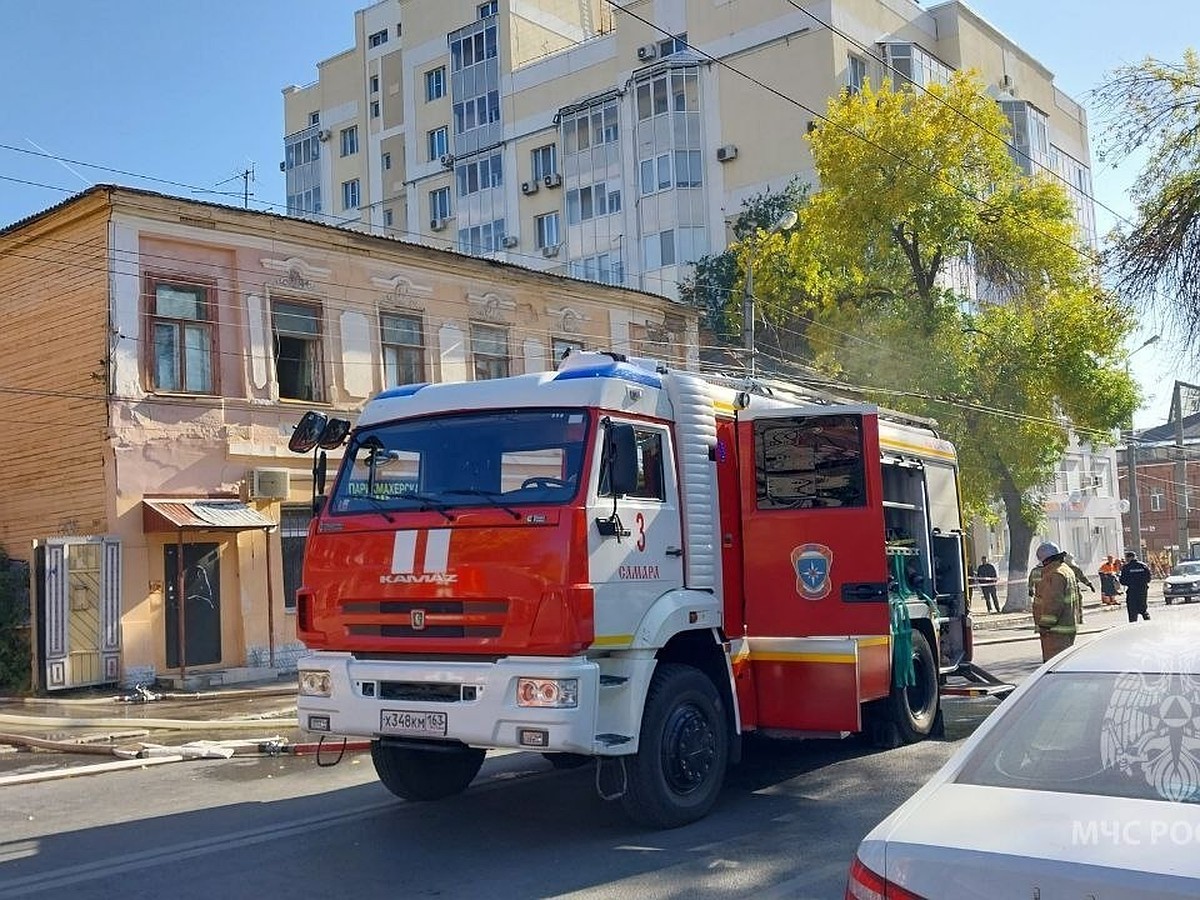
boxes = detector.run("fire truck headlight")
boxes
[298,669,332,698]
[516,677,578,708]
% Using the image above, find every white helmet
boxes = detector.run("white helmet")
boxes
[1036,541,1063,563]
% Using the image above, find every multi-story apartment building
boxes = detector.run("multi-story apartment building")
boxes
[0,185,695,691]
[1119,414,1200,560]
[281,0,1097,300]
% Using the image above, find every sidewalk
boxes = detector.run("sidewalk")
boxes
[971,583,1166,642]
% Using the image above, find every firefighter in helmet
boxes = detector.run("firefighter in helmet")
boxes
[1032,541,1078,662]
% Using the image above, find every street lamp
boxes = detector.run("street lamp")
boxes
[1126,333,1162,557]
[742,209,798,376]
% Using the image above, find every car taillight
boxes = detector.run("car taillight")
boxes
[296,588,314,634]
[846,856,925,900]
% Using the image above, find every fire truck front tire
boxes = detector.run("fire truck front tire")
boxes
[886,629,940,744]
[370,742,486,802]
[621,664,729,829]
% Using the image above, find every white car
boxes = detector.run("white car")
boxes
[1163,561,1200,605]
[847,620,1200,899]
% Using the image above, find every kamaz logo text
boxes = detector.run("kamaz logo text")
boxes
[380,530,457,584]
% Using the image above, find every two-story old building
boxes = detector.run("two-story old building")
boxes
[0,185,696,690]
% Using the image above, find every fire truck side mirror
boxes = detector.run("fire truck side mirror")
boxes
[607,423,639,497]
[289,411,329,454]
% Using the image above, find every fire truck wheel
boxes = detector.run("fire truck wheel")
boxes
[887,630,940,744]
[370,742,486,801]
[621,664,728,829]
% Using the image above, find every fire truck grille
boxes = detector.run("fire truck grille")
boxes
[378,681,464,703]
[342,599,507,639]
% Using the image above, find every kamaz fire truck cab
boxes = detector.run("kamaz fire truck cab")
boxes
[292,351,985,828]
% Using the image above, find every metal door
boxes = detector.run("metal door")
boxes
[41,537,121,690]
[164,542,222,668]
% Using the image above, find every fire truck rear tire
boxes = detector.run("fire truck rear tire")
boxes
[370,742,486,801]
[886,629,939,744]
[620,664,728,829]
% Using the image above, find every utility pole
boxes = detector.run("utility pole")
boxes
[1125,335,1161,556]
[241,163,255,209]
[1171,380,1200,558]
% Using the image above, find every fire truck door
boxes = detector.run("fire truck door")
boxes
[738,407,890,732]
[588,424,684,648]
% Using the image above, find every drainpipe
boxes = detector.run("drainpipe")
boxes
[264,526,276,670]
[176,528,187,684]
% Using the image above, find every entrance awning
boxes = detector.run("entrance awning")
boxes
[142,499,276,533]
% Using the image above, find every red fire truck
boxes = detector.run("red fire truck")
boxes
[290,351,993,828]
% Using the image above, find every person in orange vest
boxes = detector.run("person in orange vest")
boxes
[1032,541,1078,662]
[1098,555,1121,606]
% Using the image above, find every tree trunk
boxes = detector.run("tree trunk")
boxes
[1000,485,1034,613]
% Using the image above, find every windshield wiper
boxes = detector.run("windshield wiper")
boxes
[443,488,522,520]
[400,492,456,522]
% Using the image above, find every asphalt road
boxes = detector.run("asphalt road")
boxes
[2,600,1196,900]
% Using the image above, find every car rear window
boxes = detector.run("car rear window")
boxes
[956,672,1200,804]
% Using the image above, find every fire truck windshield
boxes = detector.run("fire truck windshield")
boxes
[329,408,591,515]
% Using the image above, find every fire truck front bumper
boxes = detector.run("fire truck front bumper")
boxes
[296,652,602,754]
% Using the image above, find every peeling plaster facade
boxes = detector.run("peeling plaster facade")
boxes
[0,186,697,689]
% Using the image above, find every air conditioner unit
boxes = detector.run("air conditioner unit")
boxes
[543,173,562,189]
[520,180,539,195]
[999,73,1017,95]
[716,144,738,163]
[279,160,287,172]
[440,153,456,169]
[501,235,518,248]
[250,467,291,501]
[430,217,446,231]
[317,129,332,142]
[541,244,560,258]
[637,44,657,61]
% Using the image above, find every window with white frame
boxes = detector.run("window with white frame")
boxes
[568,252,623,286]
[531,144,557,181]
[562,102,619,153]
[1151,486,1166,512]
[148,279,214,394]
[565,181,620,224]
[673,149,702,187]
[285,133,321,171]
[272,299,324,401]
[371,100,380,119]
[639,154,672,195]
[882,42,951,88]
[340,126,358,157]
[457,219,506,254]
[383,208,393,227]
[381,313,425,387]
[342,179,360,211]
[471,323,509,379]
[370,75,380,94]
[535,212,560,249]
[428,126,449,161]
[848,54,867,93]
[642,230,676,269]
[425,67,446,101]
[453,90,500,134]
[658,33,687,57]
[382,151,392,170]
[430,186,451,221]
[456,152,503,196]
[450,24,498,72]
[308,111,320,126]
[368,28,388,48]
[1092,458,1112,498]
[636,70,698,121]
[478,0,497,18]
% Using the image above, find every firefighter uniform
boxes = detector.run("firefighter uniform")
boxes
[1032,550,1077,663]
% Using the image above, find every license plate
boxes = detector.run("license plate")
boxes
[379,709,448,737]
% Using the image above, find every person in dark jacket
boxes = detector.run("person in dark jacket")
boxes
[975,556,1000,613]
[1119,550,1153,622]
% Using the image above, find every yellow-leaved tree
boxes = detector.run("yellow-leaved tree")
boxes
[743,72,1138,610]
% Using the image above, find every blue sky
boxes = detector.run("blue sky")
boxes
[0,1,1191,425]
